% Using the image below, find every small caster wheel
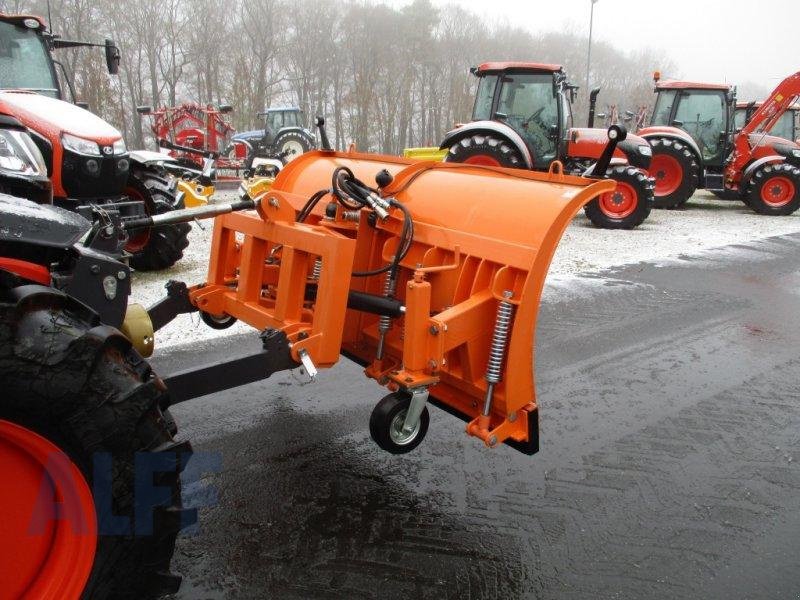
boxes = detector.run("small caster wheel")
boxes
[369,391,429,454]
[200,311,237,330]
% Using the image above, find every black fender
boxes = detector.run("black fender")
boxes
[639,131,704,168]
[439,121,534,169]
[274,126,316,143]
[741,155,786,188]
[0,193,89,249]
[617,138,652,169]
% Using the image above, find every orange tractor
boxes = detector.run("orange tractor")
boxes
[438,62,655,230]
[0,114,622,597]
[639,71,800,214]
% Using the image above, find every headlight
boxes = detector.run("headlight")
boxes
[0,129,47,175]
[791,149,800,159]
[113,138,127,154]
[62,132,101,156]
[638,145,653,157]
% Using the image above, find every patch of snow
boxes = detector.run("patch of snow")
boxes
[131,190,800,353]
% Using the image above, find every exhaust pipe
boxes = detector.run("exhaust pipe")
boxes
[587,87,601,128]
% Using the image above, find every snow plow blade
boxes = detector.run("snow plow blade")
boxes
[190,150,613,453]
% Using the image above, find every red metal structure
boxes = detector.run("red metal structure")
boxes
[639,71,800,214]
[138,103,249,178]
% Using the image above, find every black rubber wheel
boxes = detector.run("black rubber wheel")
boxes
[747,163,800,215]
[0,271,195,599]
[273,130,313,163]
[444,134,524,168]
[648,138,699,208]
[200,310,237,330]
[369,392,430,454]
[583,165,653,229]
[125,168,190,272]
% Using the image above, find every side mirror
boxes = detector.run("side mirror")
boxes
[549,124,559,139]
[625,110,635,117]
[136,105,152,115]
[76,101,89,110]
[218,104,233,114]
[671,120,684,127]
[493,112,508,120]
[104,39,120,75]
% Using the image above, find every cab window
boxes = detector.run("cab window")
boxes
[497,72,557,168]
[472,75,498,121]
[651,89,677,126]
[674,90,726,164]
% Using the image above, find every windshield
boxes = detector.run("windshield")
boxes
[766,110,796,141]
[674,90,726,165]
[497,72,557,168]
[472,75,498,121]
[650,89,677,126]
[0,22,59,98]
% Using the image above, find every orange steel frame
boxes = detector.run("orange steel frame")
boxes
[188,150,613,450]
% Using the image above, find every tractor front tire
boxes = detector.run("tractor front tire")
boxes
[0,272,194,599]
[273,130,313,163]
[583,165,653,229]
[747,163,800,215]
[648,138,699,208]
[125,169,190,272]
[444,134,524,168]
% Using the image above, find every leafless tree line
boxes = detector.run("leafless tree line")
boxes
[6,0,677,152]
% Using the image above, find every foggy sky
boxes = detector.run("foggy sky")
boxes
[395,0,798,88]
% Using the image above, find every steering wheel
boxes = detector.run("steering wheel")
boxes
[525,106,546,127]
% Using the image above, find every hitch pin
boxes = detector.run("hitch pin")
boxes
[297,349,318,383]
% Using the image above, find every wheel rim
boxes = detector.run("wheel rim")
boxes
[760,175,795,207]
[280,140,305,160]
[0,420,96,600]
[124,185,151,252]
[598,181,638,219]
[650,153,683,196]
[389,409,420,446]
[463,154,502,167]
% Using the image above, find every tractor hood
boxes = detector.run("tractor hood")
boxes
[0,91,122,145]
[567,128,652,169]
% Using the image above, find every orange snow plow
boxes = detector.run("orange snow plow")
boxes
[172,145,614,453]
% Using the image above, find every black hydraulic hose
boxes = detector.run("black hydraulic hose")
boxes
[124,197,258,230]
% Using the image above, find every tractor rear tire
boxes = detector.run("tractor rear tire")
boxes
[747,163,800,215]
[444,134,524,168]
[125,169,190,272]
[273,130,313,163]
[648,138,699,208]
[583,166,653,229]
[0,271,194,599]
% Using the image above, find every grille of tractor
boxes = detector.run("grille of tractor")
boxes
[60,149,129,200]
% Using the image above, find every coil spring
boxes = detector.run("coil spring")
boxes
[485,293,515,384]
[311,258,322,280]
[378,273,397,334]
[341,210,361,222]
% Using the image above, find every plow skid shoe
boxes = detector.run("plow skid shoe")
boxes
[193,150,613,452]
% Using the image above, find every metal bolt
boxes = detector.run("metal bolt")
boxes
[488,435,498,446]
[429,325,439,335]
[117,270,127,280]
[104,225,114,236]
[268,197,280,208]
[428,360,438,370]
[90,265,100,275]
[508,412,517,423]
[503,290,514,299]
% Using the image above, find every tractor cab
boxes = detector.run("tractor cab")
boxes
[0,13,119,104]
[648,78,734,168]
[735,101,799,142]
[470,63,570,169]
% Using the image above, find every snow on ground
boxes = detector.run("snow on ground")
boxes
[132,189,800,352]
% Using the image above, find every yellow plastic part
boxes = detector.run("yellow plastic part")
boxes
[402,146,447,161]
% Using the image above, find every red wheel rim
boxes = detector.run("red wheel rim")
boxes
[124,185,151,252]
[463,154,502,167]
[760,175,795,207]
[598,181,638,219]
[650,153,683,196]
[0,420,96,600]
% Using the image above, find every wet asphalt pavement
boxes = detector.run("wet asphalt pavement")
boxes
[156,232,800,600]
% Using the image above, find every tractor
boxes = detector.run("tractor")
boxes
[0,114,623,598]
[734,100,799,143]
[0,12,190,270]
[438,62,655,230]
[231,106,316,168]
[639,71,800,214]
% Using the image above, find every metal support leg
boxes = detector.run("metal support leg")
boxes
[402,387,429,435]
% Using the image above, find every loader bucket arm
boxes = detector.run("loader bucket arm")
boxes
[190,150,613,452]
